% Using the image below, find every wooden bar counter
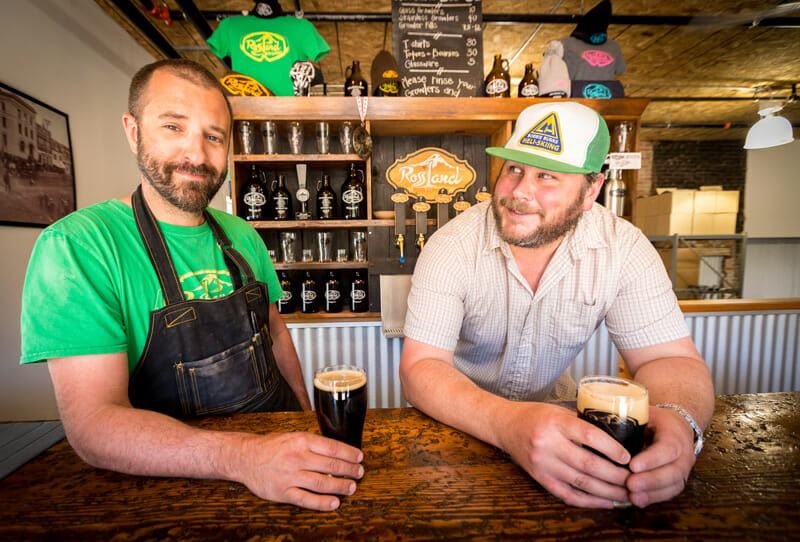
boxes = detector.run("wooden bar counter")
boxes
[1,392,797,541]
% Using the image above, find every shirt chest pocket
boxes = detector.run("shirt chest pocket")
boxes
[550,299,603,351]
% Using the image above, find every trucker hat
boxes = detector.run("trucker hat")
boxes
[485,101,610,174]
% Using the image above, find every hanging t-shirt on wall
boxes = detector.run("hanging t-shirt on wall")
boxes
[558,36,626,81]
[207,15,330,96]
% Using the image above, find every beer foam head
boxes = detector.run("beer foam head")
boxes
[578,377,649,424]
[314,368,366,392]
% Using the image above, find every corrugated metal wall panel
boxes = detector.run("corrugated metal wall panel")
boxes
[289,322,407,409]
[686,311,800,395]
[288,310,799,409]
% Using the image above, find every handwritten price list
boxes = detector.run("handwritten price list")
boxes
[392,0,484,97]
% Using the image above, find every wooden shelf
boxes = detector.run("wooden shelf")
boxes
[248,219,436,229]
[234,153,364,163]
[280,310,381,323]
[274,261,368,271]
[230,97,650,136]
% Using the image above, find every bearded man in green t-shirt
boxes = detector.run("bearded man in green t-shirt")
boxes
[20,59,363,511]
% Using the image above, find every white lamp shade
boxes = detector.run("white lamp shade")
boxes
[744,114,795,149]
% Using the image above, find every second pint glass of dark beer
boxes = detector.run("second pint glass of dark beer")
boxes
[313,365,367,449]
[577,375,649,460]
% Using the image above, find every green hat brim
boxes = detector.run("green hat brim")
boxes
[485,147,598,174]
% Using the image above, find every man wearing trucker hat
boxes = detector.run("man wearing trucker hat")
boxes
[400,102,714,509]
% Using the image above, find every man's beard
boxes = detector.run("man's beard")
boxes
[137,139,226,214]
[492,189,586,249]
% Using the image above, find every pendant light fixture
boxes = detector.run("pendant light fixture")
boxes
[744,85,797,150]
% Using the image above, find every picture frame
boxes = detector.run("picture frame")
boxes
[0,81,76,227]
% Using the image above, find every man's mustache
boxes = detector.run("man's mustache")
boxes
[166,162,218,178]
[498,198,544,217]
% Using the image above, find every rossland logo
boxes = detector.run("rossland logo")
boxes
[385,147,476,201]
[241,32,289,62]
[220,74,270,96]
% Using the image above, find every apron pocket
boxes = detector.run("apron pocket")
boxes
[174,334,276,417]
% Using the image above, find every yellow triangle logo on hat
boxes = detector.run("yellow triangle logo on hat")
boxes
[518,112,562,154]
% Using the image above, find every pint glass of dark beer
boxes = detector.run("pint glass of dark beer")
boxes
[313,365,367,449]
[577,375,649,461]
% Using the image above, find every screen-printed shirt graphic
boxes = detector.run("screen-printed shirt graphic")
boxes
[559,36,626,81]
[208,15,329,96]
[153,270,235,308]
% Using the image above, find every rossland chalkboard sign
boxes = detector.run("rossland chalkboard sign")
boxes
[392,0,483,98]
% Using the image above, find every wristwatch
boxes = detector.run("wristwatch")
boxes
[655,403,704,456]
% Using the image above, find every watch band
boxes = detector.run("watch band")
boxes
[655,403,704,456]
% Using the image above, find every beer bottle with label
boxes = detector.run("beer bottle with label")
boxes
[518,63,539,98]
[341,163,366,220]
[484,53,510,98]
[270,174,293,220]
[316,173,337,219]
[350,270,368,313]
[323,271,343,313]
[277,271,295,314]
[344,60,369,97]
[300,271,319,314]
[242,164,267,221]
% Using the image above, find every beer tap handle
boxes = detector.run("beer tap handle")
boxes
[435,188,452,229]
[413,196,430,253]
[391,191,410,264]
[396,233,405,264]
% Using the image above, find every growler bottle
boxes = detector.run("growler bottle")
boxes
[277,271,295,314]
[484,53,510,98]
[341,163,366,220]
[350,271,368,313]
[242,164,267,221]
[300,271,319,314]
[344,60,369,97]
[316,173,337,219]
[518,63,539,98]
[270,174,293,220]
[323,271,343,313]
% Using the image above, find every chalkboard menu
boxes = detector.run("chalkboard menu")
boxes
[392,0,483,98]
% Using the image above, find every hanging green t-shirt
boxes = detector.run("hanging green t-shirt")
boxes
[20,199,280,374]
[207,15,330,97]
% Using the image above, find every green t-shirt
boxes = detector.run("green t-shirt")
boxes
[20,200,280,374]
[207,15,330,97]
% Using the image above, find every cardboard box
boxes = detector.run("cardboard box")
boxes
[694,188,740,214]
[633,188,739,236]
[654,190,695,215]
[688,212,737,235]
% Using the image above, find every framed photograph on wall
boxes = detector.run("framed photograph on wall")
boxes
[0,81,76,227]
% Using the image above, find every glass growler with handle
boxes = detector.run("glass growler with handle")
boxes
[316,173,337,219]
[518,63,539,97]
[344,60,369,97]
[241,164,267,221]
[341,163,366,220]
[484,53,510,97]
[270,174,293,221]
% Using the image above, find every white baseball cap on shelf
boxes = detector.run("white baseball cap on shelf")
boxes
[486,101,610,174]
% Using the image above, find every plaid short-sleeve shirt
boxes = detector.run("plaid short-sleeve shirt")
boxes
[404,201,688,402]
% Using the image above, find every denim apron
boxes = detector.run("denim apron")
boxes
[127,185,301,417]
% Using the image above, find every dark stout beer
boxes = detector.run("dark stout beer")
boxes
[314,366,367,449]
[577,376,649,463]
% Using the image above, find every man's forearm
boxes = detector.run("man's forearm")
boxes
[66,402,250,482]
[400,357,511,449]
[634,356,715,431]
